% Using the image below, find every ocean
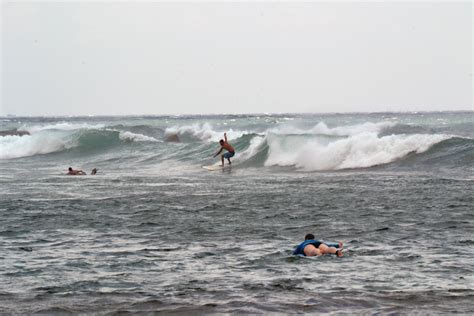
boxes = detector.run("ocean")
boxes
[1,112,473,314]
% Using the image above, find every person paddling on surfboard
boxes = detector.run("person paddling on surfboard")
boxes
[67,167,87,175]
[213,132,235,167]
[294,233,343,257]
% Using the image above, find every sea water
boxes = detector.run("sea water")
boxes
[1,112,473,314]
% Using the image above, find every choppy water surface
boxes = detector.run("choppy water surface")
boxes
[1,112,473,314]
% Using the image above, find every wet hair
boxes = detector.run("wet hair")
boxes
[68,167,72,171]
[305,233,315,240]
[219,139,224,144]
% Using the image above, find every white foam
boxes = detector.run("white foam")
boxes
[165,123,248,142]
[119,131,160,142]
[165,123,217,142]
[0,133,75,159]
[238,136,266,161]
[269,121,395,137]
[309,121,395,136]
[21,122,105,134]
[265,132,451,170]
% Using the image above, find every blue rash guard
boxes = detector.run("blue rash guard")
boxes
[293,239,340,256]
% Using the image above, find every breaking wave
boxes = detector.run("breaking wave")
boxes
[263,132,452,170]
[164,123,250,143]
[0,132,74,160]
[1,119,472,172]
[119,131,160,143]
[0,125,162,159]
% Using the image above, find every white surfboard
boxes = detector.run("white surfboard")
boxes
[202,164,231,171]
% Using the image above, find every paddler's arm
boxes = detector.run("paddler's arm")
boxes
[213,147,223,158]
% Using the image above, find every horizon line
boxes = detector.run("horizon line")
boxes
[2,109,473,118]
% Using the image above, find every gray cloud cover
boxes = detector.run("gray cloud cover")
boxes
[1,1,472,116]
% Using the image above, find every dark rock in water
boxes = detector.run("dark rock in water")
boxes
[0,130,30,137]
[165,133,180,142]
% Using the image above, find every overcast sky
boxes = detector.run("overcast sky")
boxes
[1,1,472,116]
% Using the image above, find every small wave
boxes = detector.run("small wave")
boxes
[119,131,160,143]
[164,123,249,143]
[115,125,165,140]
[20,122,106,133]
[379,123,434,136]
[165,123,218,142]
[269,121,396,137]
[390,136,474,170]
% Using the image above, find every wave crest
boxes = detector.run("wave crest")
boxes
[165,123,249,142]
[264,132,452,170]
[269,121,395,137]
[119,131,160,142]
[0,133,75,159]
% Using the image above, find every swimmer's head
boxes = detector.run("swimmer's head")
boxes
[305,234,315,240]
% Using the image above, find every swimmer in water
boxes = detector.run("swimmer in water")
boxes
[67,167,86,175]
[294,233,343,257]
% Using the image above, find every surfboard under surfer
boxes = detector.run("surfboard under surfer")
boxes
[213,132,235,167]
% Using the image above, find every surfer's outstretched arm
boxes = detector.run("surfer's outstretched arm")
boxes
[213,147,223,158]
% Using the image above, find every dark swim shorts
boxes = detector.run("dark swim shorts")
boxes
[223,151,235,159]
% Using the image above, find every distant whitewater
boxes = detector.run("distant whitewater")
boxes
[1,112,472,173]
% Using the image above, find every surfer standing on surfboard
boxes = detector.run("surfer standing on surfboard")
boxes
[213,132,235,167]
